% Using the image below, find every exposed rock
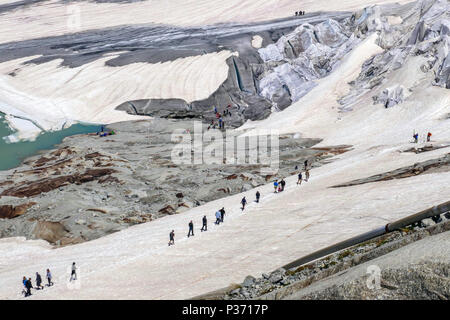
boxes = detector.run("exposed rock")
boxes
[86,208,108,214]
[230,288,240,296]
[243,275,256,287]
[32,221,69,244]
[1,168,117,198]
[332,153,450,187]
[0,202,36,219]
[269,273,283,284]
[221,219,450,300]
[298,261,450,300]
[116,99,192,119]
[158,205,176,215]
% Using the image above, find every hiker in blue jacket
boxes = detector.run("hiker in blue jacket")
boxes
[25,278,33,297]
[215,210,222,224]
[241,197,247,210]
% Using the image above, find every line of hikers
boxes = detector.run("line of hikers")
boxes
[22,269,53,297]
[168,159,312,246]
[295,11,306,16]
[21,262,77,297]
[168,206,229,245]
[413,131,432,143]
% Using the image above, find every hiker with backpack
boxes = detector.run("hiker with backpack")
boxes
[25,278,33,297]
[241,197,247,210]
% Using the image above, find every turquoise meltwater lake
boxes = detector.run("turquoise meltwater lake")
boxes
[0,113,103,171]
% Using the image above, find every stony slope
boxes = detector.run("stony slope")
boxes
[0,118,347,244]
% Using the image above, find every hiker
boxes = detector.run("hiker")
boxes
[46,269,53,286]
[256,190,260,203]
[201,216,207,232]
[295,165,298,170]
[274,180,279,193]
[187,220,194,237]
[280,178,286,191]
[22,276,27,296]
[241,197,247,210]
[25,278,33,297]
[168,230,175,246]
[36,272,43,290]
[295,11,298,16]
[214,106,217,114]
[304,159,308,170]
[21,277,27,297]
[427,132,432,142]
[70,262,77,281]
[220,207,226,222]
[305,169,310,182]
[413,132,419,143]
[215,210,222,224]
[219,117,223,129]
[297,172,303,185]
